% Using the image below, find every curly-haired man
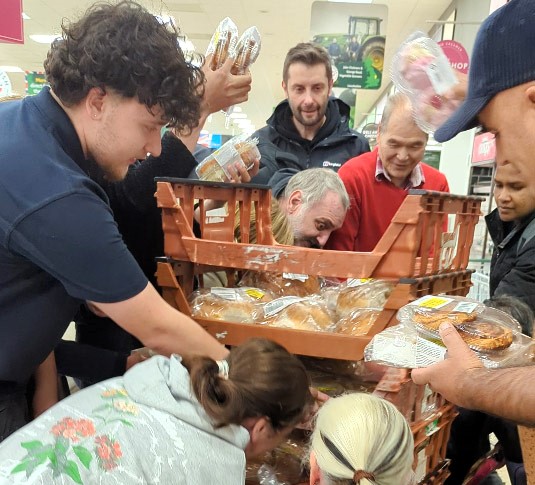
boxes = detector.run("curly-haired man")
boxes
[0,1,229,440]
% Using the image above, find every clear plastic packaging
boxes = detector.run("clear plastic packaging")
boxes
[365,295,535,368]
[195,133,260,181]
[231,26,261,75]
[322,278,394,317]
[206,17,238,71]
[335,308,382,336]
[225,26,262,124]
[262,297,336,332]
[189,286,270,324]
[364,322,448,368]
[391,31,460,134]
[239,270,322,298]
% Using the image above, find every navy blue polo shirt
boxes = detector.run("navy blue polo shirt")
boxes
[0,88,148,383]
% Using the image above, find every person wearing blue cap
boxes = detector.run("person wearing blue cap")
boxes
[412,0,535,425]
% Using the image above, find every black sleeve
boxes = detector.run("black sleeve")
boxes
[104,132,198,216]
[55,340,127,382]
[494,242,535,327]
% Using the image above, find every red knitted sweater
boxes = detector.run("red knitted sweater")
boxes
[326,147,450,252]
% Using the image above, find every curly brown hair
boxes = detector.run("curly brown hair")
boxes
[44,1,204,131]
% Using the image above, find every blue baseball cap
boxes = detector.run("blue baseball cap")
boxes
[435,0,535,142]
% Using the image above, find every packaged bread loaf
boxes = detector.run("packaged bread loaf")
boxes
[195,133,260,181]
[231,26,261,76]
[189,286,270,324]
[262,297,335,332]
[322,278,394,317]
[239,270,322,298]
[206,17,238,70]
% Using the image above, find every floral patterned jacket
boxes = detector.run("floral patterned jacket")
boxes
[0,355,250,484]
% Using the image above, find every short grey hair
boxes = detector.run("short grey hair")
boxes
[283,168,349,211]
[380,92,415,133]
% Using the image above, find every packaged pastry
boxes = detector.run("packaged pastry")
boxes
[189,286,270,324]
[239,270,322,298]
[195,133,260,181]
[335,308,382,336]
[366,295,534,368]
[397,295,518,352]
[391,31,460,134]
[322,278,394,317]
[262,297,335,332]
[206,17,238,70]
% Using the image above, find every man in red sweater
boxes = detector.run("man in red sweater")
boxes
[326,93,449,252]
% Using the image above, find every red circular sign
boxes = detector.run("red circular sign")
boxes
[438,40,470,74]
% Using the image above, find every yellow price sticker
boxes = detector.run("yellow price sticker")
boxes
[244,288,265,300]
[418,297,451,309]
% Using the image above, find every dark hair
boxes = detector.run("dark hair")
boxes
[484,295,534,336]
[182,338,313,429]
[283,42,332,84]
[44,1,204,131]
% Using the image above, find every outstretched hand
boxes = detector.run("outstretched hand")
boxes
[411,322,483,407]
[202,55,252,113]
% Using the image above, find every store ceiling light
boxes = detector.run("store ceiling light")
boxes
[22,12,31,20]
[229,113,247,119]
[0,66,24,73]
[30,34,61,44]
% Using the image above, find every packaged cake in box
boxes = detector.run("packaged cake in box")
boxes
[391,31,460,134]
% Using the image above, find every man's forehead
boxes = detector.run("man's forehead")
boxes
[287,63,328,82]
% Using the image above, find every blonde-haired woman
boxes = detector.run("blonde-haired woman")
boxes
[309,393,414,485]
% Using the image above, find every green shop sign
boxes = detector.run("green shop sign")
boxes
[26,72,48,95]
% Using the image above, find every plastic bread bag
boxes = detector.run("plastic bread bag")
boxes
[262,296,336,332]
[335,307,383,336]
[391,31,460,134]
[231,26,261,75]
[206,17,238,71]
[225,26,262,123]
[189,286,270,324]
[329,278,394,317]
[239,270,323,298]
[195,132,260,181]
[364,322,447,369]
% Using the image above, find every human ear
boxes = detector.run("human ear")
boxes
[85,87,107,121]
[526,84,535,108]
[287,191,303,215]
[282,80,289,97]
[309,451,321,485]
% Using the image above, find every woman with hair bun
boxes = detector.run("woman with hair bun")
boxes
[309,393,415,485]
[0,338,313,484]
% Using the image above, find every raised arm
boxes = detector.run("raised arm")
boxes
[411,322,535,425]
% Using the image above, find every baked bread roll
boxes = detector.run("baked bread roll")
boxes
[267,301,333,332]
[458,321,514,351]
[240,271,321,298]
[328,280,393,317]
[191,293,262,323]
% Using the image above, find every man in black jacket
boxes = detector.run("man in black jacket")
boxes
[252,42,369,184]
